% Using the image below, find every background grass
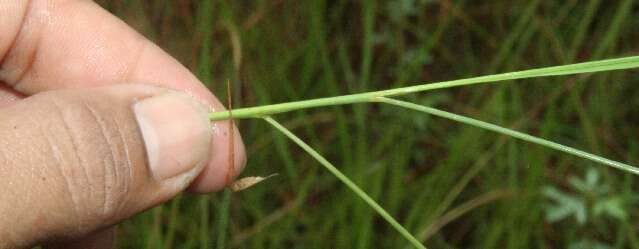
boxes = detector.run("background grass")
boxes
[95,1,639,248]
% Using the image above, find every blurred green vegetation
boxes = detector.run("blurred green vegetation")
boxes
[96,0,639,248]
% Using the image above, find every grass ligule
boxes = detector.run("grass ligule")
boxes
[263,116,428,249]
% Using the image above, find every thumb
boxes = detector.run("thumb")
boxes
[0,84,212,248]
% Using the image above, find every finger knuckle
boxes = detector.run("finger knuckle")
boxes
[44,93,136,222]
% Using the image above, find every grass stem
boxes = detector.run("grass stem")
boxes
[210,56,639,121]
[215,189,232,249]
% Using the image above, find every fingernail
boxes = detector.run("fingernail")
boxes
[133,91,212,181]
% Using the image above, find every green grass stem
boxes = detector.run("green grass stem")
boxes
[210,56,639,121]
[215,189,232,249]
[263,116,427,249]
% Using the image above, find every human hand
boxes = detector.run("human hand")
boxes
[0,1,246,248]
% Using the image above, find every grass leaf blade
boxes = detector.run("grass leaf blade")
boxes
[263,116,427,249]
[376,97,639,176]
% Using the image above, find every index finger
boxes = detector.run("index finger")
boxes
[0,0,245,192]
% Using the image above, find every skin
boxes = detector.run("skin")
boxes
[0,0,246,248]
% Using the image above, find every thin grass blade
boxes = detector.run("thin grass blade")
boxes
[376,97,639,176]
[263,116,427,249]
